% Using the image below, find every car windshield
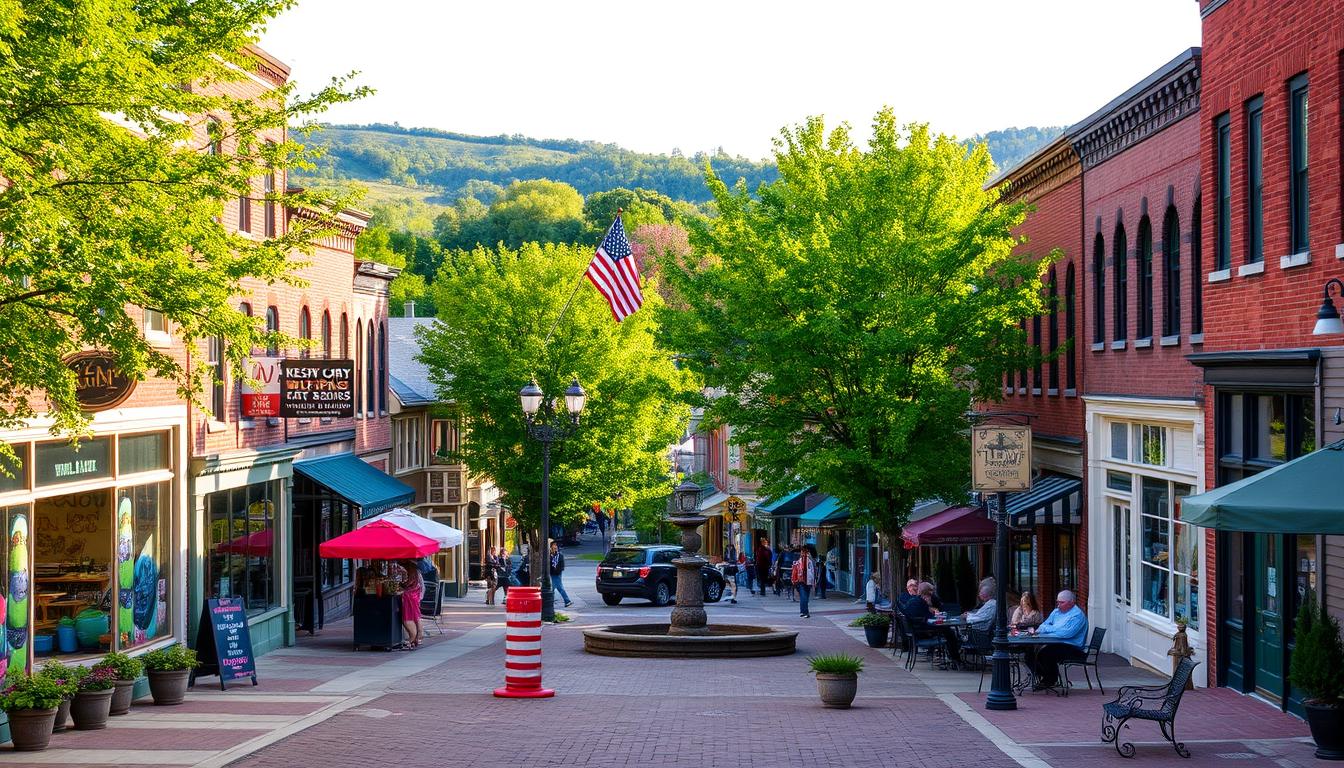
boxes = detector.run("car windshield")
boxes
[602,549,646,566]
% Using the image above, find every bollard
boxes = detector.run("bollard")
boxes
[493,586,554,698]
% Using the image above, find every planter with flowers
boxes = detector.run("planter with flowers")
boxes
[70,666,117,730]
[96,651,143,715]
[0,671,65,750]
[849,612,891,648]
[141,644,199,705]
[35,660,78,732]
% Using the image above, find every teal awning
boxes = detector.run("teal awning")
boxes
[755,487,810,517]
[1181,441,1344,533]
[295,454,415,519]
[800,495,850,527]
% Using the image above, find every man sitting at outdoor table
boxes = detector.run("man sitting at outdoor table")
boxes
[962,578,997,630]
[898,579,920,610]
[1022,589,1088,690]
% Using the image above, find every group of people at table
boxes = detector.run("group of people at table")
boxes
[895,577,1088,691]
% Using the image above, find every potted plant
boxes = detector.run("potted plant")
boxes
[849,612,891,648]
[1289,592,1344,760]
[808,653,864,708]
[69,666,117,730]
[0,671,65,750]
[140,644,199,705]
[96,651,143,715]
[35,660,78,732]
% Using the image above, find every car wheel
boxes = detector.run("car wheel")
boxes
[705,579,722,603]
[652,580,673,606]
[602,594,622,606]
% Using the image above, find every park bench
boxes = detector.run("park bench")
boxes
[1100,656,1199,758]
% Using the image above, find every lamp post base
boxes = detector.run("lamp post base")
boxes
[541,585,556,622]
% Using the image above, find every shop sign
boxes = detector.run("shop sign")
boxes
[280,359,354,418]
[972,426,1032,491]
[505,514,517,530]
[240,357,282,417]
[64,351,135,412]
[34,437,113,487]
[724,496,747,522]
[191,596,258,690]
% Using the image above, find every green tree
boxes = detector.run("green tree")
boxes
[419,241,696,573]
[659,110,1049,537]
[0,0,367,467]
[582,188,670,239]
[486,180,585,248]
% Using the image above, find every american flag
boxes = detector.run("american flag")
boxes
[585,214,644,321]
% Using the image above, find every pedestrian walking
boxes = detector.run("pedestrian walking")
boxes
[495,548,512,599]
[793,546,816,618]
[754,538,773,597]
[739,550,755,595]
[484,546,499,605]
[549,541,573,608]
[722,542,739,603]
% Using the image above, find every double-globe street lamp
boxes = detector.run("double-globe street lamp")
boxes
[520,378,587,622]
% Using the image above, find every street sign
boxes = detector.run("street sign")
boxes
[972,426,1032,491]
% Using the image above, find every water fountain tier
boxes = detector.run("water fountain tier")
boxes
[667,515,709,636]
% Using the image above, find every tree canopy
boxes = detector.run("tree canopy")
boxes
[659,109,1051,535]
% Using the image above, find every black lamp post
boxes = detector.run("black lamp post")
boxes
[985,491,1016,711]
[520,377,586,622]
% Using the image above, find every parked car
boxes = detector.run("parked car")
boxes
[611,530,639,546]
[596,545,726,606]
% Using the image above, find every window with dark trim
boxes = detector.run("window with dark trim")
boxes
[354,320,362,416]
[1191,198,1203,334]
[265,306,279,355]
[1056,528,1076,591]
[263,147,277,239]
[1065,263,1076,389]
[208,336,226,421]
[1217,391,1316,483]
[1215,113,1231,270]
[378,323,388,413]
[299,307,311,359]
[1032,312,1043,391]
[1047,268,1059,391]
[366,325,376,415]
[1162,206,1180,337]
[1113,224,1128,341]
[238,183,252,233]
[1245,96,1264,264]
[1018,319,1028,390]
[1137,216,1153,340]
[1289,74,1309,255]
[340,312,349,358]
[321,311,332,358]
[1093,234,1105,344]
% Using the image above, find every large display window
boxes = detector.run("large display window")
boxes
[207,481,278,616]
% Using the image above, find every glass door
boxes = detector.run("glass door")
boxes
[1110,501,1132,656]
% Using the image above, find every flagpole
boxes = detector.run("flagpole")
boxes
[541,208,622,351]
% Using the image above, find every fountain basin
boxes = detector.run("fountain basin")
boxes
[583,623,797,658]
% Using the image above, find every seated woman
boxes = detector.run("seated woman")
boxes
[1011,590,1044,632]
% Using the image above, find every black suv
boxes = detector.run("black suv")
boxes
[596,545,726,606]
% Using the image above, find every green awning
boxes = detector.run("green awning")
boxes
[1181,441,1344,533]
[755,487,810,517]
[295,454,415,520]
[800,495,850,527]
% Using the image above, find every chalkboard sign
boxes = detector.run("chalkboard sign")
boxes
[190,597,258,690]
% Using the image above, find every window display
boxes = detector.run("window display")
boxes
[1140,476,1198,627]
[208,482,278,616]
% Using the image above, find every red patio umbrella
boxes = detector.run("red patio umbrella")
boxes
[217,529,273,557]
[318,520,439,559]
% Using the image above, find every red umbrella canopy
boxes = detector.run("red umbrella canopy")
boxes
[319,520,438,559]
[218,529,273,557]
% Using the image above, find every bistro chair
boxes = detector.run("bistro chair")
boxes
[965,628,997,692]
[894,612,944,671]
[1062,626,1107,694]
[419,579,446,636]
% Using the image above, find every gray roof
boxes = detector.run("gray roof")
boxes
[387,317,442,406]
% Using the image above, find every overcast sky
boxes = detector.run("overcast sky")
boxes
[258,1,1202,160]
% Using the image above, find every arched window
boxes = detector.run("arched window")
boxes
[239,302,252,317]
[299,307,311,358]
[1136,217,1153,340]
[1191,198,1203,335]
[1032,311,1043,392]
[1113,224,1128,341]
[1018,319,1029,391]
[366,324,376,415]
[265,306,279,355]
[378,323,387,413]
[321,311,332,358]
[1048,268,1059,392]
[1162,206,1181,338]
[1092,234,1105,345]
[208,335,226,421]
[1065,263,1076,390]
[205,118,223,156]
[340,312,349,358]
[354,320,362,418]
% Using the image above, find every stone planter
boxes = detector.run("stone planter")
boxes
[6,707,58,751]
[1305,702,1344,760]
[863,623,889,648]
[109,679,136,715]
[147,669,190,706]
[815,672,858,708]
[70,689,113,730]
[52,697,71,732]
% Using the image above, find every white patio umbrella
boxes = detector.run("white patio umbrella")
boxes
[358,507,463,548]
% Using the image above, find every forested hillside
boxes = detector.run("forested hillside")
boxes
[969,125,1067,175]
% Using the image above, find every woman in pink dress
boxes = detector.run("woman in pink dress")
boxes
[399,559,424,649]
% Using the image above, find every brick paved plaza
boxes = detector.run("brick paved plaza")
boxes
[0,539,1315,767]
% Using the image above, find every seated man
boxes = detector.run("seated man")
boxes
[900,581,936,623]
[897,579,920,611]
[963,578,997,631]
[1024,589,1088,690]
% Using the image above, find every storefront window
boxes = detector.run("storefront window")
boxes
[118,482,171,649]
[1056,528,1075,591]
[1136,425,1167,466]
[1110,423,1128,461]
[1296,536,1318,617]
[35,438,112,486]
[0,445,27,494]
[118,432,168,475]
[1172,485,1199,629]
[1106,470,1132,493]
[0,506,18,676]
[207,482,278,616]
[1140,477,1199,626]
[1010,533,1036,597]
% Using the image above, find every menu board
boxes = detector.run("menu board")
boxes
[190,597,258,691]
[280,359,354,418]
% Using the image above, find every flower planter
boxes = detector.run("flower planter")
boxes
[1305,702,1344,760]
[815,672,858,708]
[7,707,58,751]
[70,689,113,730]
[109,679,136,715]
[146,670,190,706]
[863,623,889,648]
[52,697,71,732]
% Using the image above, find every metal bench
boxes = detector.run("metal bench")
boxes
[1100,657,1199,758]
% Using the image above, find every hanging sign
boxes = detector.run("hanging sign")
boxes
[190,597,258,691]
[64,351,135,412]
[724,496,748,523]
[972,426,1032,491]
[240,357,282,417]
[280,359,354,418]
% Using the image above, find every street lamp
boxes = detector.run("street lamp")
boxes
[1313,278,1344,335]
[519,377,586,621]
[674,479,702,515]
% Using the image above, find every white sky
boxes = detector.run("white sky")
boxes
[258,0,1202,161]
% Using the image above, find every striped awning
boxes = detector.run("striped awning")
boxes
[1003,475,1082,528]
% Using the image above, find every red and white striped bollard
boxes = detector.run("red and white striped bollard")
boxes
[493,586,554,698]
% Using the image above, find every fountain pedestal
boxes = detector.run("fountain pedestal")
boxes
[667,515,709,636]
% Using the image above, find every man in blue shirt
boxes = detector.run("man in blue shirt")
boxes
[1024,589,1088,690]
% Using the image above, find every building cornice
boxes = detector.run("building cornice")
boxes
[1068,48,1201,171]
[992,135,1080,202]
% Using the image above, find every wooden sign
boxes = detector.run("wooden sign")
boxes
[64,352,135,411]
[240,357,282,418]
[190,597,258,691]
[972,426,1033,491]
[280,359,354,418]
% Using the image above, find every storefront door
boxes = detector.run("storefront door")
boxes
[1253,533,1285,700]
[1109,501,1132,657]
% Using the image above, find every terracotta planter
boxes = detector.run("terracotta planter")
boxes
[109,679,136,715]
[146,669,190,706]
[70,689,113,730]
[815,672,858,708]
[6,707,57,751]
[52,697,71,732]
[863,623,890,648]
[1305,702,1344,760]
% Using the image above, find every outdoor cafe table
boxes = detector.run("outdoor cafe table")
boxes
[1007,634,1078,695]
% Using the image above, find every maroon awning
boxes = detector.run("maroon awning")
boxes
[901,505,996,547]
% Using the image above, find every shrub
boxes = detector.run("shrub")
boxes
[1290,591,1344,705]
[848,613,890,628]
[141,644,201,672]
[95,651,143,681]
[807,653,864,676]
[75,666,118,693]
[0,671,66,711]
[36,659,79,698]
